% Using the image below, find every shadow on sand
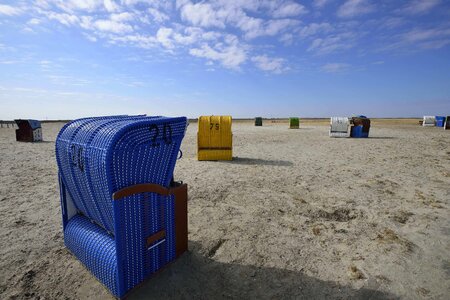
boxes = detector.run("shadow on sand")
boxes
[221,157,293,167]
[366,137,397,140]
[128,241,396,300]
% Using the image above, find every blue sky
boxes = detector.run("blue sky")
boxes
[0,0,449,119]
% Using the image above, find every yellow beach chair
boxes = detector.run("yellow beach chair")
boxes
[197,116,232,160]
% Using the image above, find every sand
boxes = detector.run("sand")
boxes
[0,120,449,299]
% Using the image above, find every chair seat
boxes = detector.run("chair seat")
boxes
[64,214,118,296]
[330,131,349,137]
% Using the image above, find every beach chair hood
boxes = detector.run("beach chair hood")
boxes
[330,117,350,137]
[55,115,188,233]
[423,116,436,126]
[55,115,189,298]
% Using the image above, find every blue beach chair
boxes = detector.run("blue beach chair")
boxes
[435,116,445,127]
[56,115,188,298]
[350,116,370,138]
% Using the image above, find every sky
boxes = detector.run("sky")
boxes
[0,0,450,119]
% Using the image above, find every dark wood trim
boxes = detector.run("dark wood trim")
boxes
[112,181,189,267]
[198,147,232,150]
[173,184,188,257]
[112,183,187,200]
[146,230,166,247]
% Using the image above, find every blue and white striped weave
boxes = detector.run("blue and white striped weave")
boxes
[56,115,187,298]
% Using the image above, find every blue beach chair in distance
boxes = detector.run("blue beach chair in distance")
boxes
[55,115,189,298]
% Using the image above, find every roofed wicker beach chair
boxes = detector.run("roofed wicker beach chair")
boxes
[445,116,450,130]
[423,116,436,127]
[329,117,350,137]
[350,116,371,138]
[55,115,188,298]
[289,117,299,129]
[14,119,43,142]
[435,116,445,127]
[197,115,232,160]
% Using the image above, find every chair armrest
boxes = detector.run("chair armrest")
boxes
[112,182,188,258]
[112,182,186,200]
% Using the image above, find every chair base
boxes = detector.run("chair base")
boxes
[64,215,119,296]
[62,182,188,298]
[350,125,369,138]
[330,131,350,138]
[198,149,232,161]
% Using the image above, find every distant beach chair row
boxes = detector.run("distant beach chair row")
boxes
[254,117,300,128]
[0,120,16,128]
[422,116,449,129]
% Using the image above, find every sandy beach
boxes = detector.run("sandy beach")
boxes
[0,120,449,299]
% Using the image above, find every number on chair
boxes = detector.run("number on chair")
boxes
[149,124,160,147]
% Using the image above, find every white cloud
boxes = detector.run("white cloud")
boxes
[110,12,134,22]
[104,0,120,12]
[308,33,355,54]
[0,4,23,16]
[46,12,80,26]
[79,16,93,29]
[151,26,208,49]
[148,8,169,23]
[272,2,307,18]
[0,60,22,64]
[381,17,406,29]
[110,34,157,49]
[402,28,448,43]
[321,63,350,73]
[266,19,300,36]
[244,18,300,39]
[419,39,450,49]
[93,19,133,34]
[55,0,104,13]
[279,33,294,45]
[156,27,174,48]
[27,18,42,25]
[313,0,331,9]
[234,16,263,38]
[402,0,441,15]
[179,2,225,28]
[189,43,247,70]
[400,27,450,50]
[18,0,447,75]
[300,23,333,38]
[172,27,205,45]
[251,55,287,74]
[84,33,98,42]
[177,1,301,39]
[337,0,374,18]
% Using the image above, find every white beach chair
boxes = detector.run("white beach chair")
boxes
[423,116,436,127]
[330,117,350,137]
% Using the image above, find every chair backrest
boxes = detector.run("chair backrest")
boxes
[352,117,371,133]
[289,117,299,128]
[423,116,436,126]
[435,116,445,127]
[198,116,232,150]
[56,115,188,233]
[330,117,349,132]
